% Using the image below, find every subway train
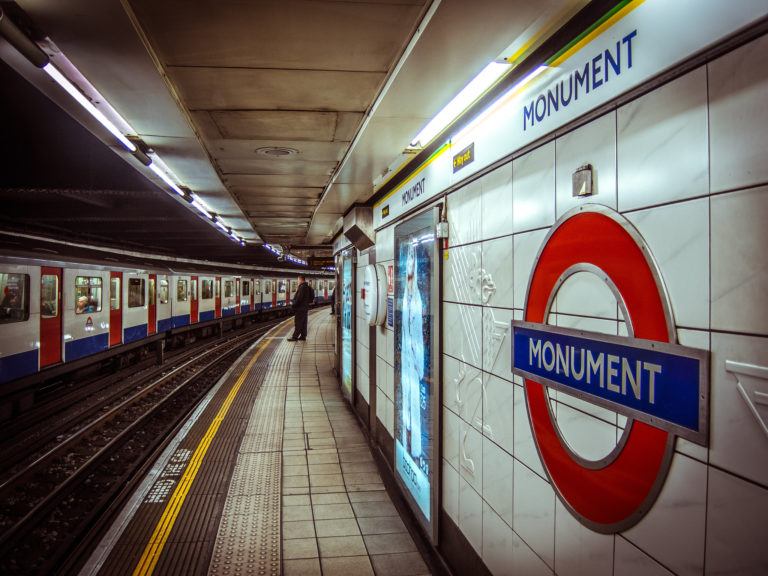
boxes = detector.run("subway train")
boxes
[0,255,335,385]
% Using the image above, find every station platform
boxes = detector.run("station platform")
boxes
[78,310,431,576]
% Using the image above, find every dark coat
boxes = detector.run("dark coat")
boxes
[292,281,314,310]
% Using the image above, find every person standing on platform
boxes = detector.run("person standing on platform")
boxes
[288,275,314,342]
[330,286,336,315]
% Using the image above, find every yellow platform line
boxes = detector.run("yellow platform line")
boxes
[131,338,271,576]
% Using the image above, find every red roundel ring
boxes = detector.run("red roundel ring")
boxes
[523,206,674,532]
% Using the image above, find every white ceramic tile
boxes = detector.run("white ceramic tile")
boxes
[443,407,461,472]
[624,454,707,576]
[483,436,514,527]
[705,467,768,575]
[458,361,483,431]
[481,236,515,309]
[376,357,387,397]
[626,198,709,329]
[460,421,483,493]
[448,178,482,247]
[357,315,370,348]
[386,361,394,401]
[709,331,768,487]
[376,227,394,261]
[551,270,619,320]
[556,112,617,217]
[444,302,483,370]
[711,186,768,335]
[483,374,515,455]
[376,324,387,360]
[513,228,549,309]
[356,340,369,375]
[385,397,394,436]
[617,67,708,211]
[444,243,483,305]
[614,537,674,576]
[513,460,555,568]
[554,403,618,463]
[481,163,514,241]
[509,530,554,576]
[513,142,556,233]
[482,502,516,576]
[674,329,710,463]
[376,386,386,421]
[482,307,513,380]
[514,384,545,477]
[442,459,460,524]
[442,354,460,414]
[459,475,483,554]
[709,34,768,193]
[356,366,369,403]
[554,499,613,576]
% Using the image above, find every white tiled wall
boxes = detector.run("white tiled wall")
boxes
[371,231,395,438]
[432,35,768,576]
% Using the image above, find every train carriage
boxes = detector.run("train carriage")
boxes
[122,271,149,344]
[171,275,191,328]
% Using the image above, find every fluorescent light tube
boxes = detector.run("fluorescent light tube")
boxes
[43,63,136,152]
[148,161,185,196]
[410,61,510,147]
[191,197,212,220]
[215,220,228,232]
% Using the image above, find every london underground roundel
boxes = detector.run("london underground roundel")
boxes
[511,205,709,533]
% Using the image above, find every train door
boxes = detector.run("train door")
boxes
[215,276,221,318]
[250,279,255,311]
[190,275,199,323]
[272,280,277,307]
[39,266,62,367]
[109,271,122,347]
[148,274,157,335]
[235,278,241,314]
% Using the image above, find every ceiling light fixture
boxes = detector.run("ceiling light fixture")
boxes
[148,160,185,196]
[409,61,511,148]
[42,63,137,153]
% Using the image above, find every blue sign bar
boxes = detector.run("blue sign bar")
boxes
[511,321,708,445]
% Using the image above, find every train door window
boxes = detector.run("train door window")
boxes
[202,279,213,299]
[159,278,169,304]
[128,278,146,308]
[177,279,188,302]
[149,277,156,304]
[224,280,233,298]
[265,280,271,294]
[0,273,30,323]
[242,281,250,296]
[190,279,198,300]
[109,276,121,310]
[40,274,59,318]
[75,276,102,314]
[278,280,286,294]
[255,280,261,294]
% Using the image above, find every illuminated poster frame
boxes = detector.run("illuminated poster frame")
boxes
[340,249,355,401]
[393,205,441,543]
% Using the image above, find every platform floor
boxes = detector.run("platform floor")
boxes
[80,311,431,576]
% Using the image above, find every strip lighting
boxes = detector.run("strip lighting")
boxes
[148,161,184,196]
[43,63,137,153]
[410,61,511,147]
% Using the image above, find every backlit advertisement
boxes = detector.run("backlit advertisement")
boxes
[394,207,440,541]
[341,250,354,400]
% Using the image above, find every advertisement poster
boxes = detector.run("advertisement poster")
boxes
[394,208,438,538]
[341,250,354,400]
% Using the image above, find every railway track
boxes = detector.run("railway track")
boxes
[0,316,287,575]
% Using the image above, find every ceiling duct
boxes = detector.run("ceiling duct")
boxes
[343,206,374,251]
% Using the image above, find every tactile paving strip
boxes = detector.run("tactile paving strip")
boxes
[207,338,296,576]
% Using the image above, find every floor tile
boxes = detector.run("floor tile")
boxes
[318,535,368,557]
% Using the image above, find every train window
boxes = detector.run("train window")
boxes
[0,273,30,323]
[224,280,233,298]
[177,279,188,302]
[75,276,102,315]
[201,279,213,299]
[190,279,198,301]
[41,274,59,318]
[149,277,156,305]
[159,278,169,304]
[278,280,286,294]
[290,280,297,292]
[215,279,220,298]
[242,281,250,296]
[255,280,261,294]
[265,280,271,294]
[110,277,121,311]
[128,278,146,308]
